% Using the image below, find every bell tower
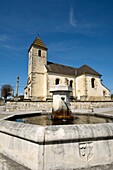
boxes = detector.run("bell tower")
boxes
[24,36,48,100]
[28,36,48,74]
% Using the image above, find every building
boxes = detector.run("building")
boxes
[24,37,110,101]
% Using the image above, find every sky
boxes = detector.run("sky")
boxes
[0,0,113,96]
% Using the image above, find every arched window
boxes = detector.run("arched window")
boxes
[91,78,95,88]
[38,50,41,57]
[103,91,106,96]
[70,80,73,87]
[28,88,30,97]
[55,78,60,85]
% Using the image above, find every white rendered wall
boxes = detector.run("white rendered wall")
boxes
[76,74,110,100]
[48,73,75,97]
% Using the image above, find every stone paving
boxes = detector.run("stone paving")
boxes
[0,153,30,170]
[76,164,113,170]
[76,163,113,170]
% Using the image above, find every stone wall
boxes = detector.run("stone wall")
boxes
[6,101,52,112]
[0,106,5,112]
[5,101,113,112]
[71,101,113,109]
[0,100,5,106]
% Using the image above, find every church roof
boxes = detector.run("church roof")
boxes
[46,62,77,76]
[46,62,101,77]
[28,37,48,51]
[77,64,102,77]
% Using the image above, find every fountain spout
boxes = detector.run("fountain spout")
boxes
[50,85,73,121]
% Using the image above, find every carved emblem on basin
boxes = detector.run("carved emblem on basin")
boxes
[79,142,94,162]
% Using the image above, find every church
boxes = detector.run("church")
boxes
[24,36,110,101]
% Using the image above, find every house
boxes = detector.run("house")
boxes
[24,37,110,101]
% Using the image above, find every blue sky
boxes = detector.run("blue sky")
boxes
[0,0,113,95]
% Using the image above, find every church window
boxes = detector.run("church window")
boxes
[70,80,73,87]
[28,88,30,97]
[55,78,60,85]
[103,91,106,96]
[91,78,95,88]
[38,50,41,57]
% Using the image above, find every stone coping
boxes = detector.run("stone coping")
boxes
[0,114,113,144]
[0,120,45,143]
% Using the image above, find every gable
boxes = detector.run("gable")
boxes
[77,65,101,77]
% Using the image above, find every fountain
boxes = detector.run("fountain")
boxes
[50,85,73,123]
[0,85,113,169]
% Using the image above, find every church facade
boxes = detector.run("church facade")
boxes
[24,37,110,101]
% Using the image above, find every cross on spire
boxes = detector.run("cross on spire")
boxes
[37,29,40,38]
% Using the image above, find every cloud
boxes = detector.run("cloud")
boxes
[69,7,101,31]
[69,6,77,27]
[0,35,9,42]
[1,43,27,54]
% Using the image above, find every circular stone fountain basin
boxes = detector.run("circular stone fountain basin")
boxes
[6,112,113,126]
[1,111,113,170]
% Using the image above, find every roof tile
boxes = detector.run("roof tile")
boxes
[46,62,101,77]
[29,37,48,51]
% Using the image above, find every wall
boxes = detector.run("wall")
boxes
[48,73,75,97]
[86,74,110,99]
[76,74,110,100]
[76,75,86,99]
[5,101,113,112]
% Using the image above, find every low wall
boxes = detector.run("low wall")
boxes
[0,117,113,169]
[5,101,113,112]
[0,106,5,112]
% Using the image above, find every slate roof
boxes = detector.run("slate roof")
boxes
[46,62,101,77]
[77,64,101,77]
[46,62,77,76]
[28,37,48,51]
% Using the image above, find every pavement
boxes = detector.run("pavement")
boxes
[76,163,113,170]
[0,153,30,170]
[0,110,41,120]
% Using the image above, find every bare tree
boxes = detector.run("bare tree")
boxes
[1,84,13,101]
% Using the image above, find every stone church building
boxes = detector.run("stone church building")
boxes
[24,37,110,101]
